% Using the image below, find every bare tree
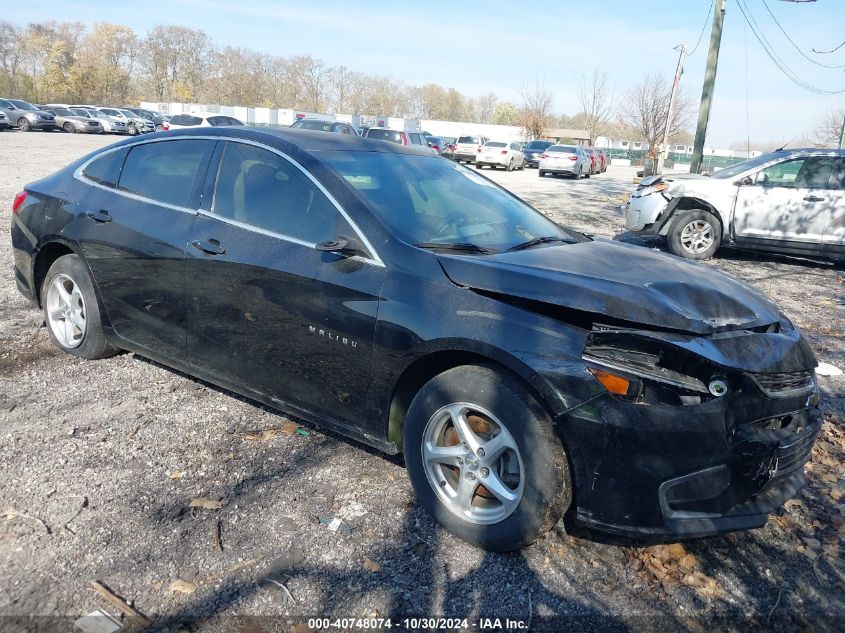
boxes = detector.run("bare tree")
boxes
[474,92,498,123]
[812,106,845,147]
[519,79,554,139]
[576,69,613,144]
[618,73,695,156]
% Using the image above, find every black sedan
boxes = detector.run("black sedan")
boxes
[522,139,555,167]
[11,128,821,551]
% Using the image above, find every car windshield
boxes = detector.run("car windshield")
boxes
[711,151,789,179]
[485,142,506,148]
[10,100,37,111]
[320,151,583,252]
[525,141,551,150]
[120,110,138,118]
[366,129,403,143]
[457,136,479,144]
[71,109,90,117]
[52,108,75,116]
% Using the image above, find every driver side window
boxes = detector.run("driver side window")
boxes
[211,142,351,244]
[755,159,805,188]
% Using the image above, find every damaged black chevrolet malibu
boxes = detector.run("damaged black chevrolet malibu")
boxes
[11,128,822,551]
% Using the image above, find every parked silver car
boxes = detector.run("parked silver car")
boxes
[0,110,9,131]
[0,98,58,131]
[42,106,103,134]
[70,107,128,134]
[96,107,153,135]
[623,148,845,262]
[538,144,592,179]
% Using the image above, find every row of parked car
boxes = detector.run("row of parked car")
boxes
[0,99,248,135]
[0,98,167,134]
[290,119,612,177]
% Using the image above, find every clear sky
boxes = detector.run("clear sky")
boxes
[6,0,845,146]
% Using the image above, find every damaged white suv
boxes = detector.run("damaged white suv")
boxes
[623,148,845,262]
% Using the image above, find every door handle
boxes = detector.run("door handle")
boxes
[191,239,226,255]
[87,209,111,223]
[803,195,826,202]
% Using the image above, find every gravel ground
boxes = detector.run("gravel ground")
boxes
[1,131,843,632]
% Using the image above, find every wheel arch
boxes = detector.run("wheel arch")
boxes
[658,197,725,237]
[33,240,78,307]
[385,343,559,454]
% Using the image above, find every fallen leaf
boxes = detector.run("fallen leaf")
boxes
[168,471,186,480]
[169,579,197,594]
[189,498,223,510]
[242,422,299,442]
[229,557,262,573]
[830,489,843,502]
[666,543,686,558]
[363,558,380,572]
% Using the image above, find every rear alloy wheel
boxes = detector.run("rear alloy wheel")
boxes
[18,117,32,132]
[506,158,514,172]
[63,122,75,133]
[42,254,118,360]
[667,210,722,260]
[128,123,137,136]
[404,365,571,551]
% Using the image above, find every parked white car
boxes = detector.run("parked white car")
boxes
[163,112,244,130]
[623,148,845,262]
[538,145,592,179]
[475,141,525,171]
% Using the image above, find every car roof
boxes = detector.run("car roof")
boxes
[119,126,435,155]
[781,147,845,156]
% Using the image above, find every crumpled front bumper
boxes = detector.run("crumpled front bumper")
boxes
[623,191,671,232]
[559,387,821,538]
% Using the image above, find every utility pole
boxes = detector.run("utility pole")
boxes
[657,44,687,175]
[690,0,727,174]
[839,112,845,149]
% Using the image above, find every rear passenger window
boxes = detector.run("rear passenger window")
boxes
[82,148,127,188]
[118,140,212,208]
[211,142,350,244]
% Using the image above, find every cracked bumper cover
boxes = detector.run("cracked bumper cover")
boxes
[559,388,821,538]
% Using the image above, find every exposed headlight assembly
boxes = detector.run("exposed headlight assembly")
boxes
[583,332,733,406]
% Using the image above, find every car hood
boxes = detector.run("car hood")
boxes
[437,238,781,335]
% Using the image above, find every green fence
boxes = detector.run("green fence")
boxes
[606,148,749,172]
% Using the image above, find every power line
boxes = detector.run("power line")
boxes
[760,0,845,69]
[688,0,715,57]
[736,0,845,94]
[814,39,845,55]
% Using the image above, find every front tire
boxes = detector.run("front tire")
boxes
[18,118,32,132]
[128,123,137,136]
[538,170,545,177]
[63,122,75,133]
[667,210,722,260]
[404,365,571,551]
[42,254,118,360]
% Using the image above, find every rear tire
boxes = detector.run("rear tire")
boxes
[506,158,514,172]
[667,210,722,260]
[475,163,483,169]
[63,122,75,133]
[403,365,571,551]
[42,254,119,360]
[538,170,545,177]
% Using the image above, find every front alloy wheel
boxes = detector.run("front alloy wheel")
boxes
[422,403,524,525]
[404,365,571,551]
[667,209,722,260]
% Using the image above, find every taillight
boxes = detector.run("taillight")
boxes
[432,145,440,151]
[400,132,408,145]
[569,156,577,161]
[162,123,169,131]
[477,147,482,153]
[540,154,548,159]
[501,150,508,155]
[12,190,27,214]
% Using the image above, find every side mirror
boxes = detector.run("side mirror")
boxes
[315,235,367,258]
[737,175,753,186]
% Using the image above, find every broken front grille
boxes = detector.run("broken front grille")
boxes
[749,370,815,398]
